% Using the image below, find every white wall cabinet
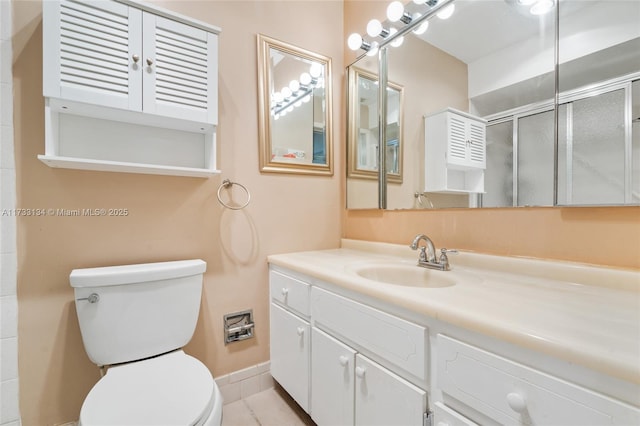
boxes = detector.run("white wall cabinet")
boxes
[40,0,220,177]
[425,108,486,193]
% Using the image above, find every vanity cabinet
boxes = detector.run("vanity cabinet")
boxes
[40,0,220,177]
[270,267,428,426]
[424,108,486,193]
[269,270,310,412]
[437,334,639,425]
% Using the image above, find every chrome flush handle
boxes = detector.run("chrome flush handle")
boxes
[76,293,100,303]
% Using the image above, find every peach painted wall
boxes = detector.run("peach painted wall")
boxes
[343,207,640,269]
[12,0,343,424]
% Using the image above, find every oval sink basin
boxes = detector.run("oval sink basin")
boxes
[352,263,456,288]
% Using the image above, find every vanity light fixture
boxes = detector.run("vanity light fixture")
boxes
[366,41,380,56]
[367,19,391,38]
[517,0,537,5]
[387,1,413,24]
[348,33,371,51]
[271,62,324,117]
[388,28,404,47]
[436,3,455,19]
[411,13,429,35]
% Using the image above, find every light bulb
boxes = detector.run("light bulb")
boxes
[413,13,429,35]
[310,62,322,78]
[389,28,404,47]
[412,0,424,3]
[386,1,405,22]
[437,3,455,19]
[294,100,302,107]
[530,0,554,15]
[300,72,311,85]
[366,41,379,57]
[273,92,283,103]
[303,94,311,103]
[518,0,537,5]
[347,33,364,50]
[281,110,287,117]
[287,106,294,112]
[274,113,280,120]
[289,80,300,92]
[281,87,292,99]
[367,19,383,37]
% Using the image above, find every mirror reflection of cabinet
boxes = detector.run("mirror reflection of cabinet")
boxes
[425,108,486,194]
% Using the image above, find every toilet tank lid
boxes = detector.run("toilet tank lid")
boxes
[70,259,207,288]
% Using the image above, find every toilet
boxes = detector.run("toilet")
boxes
[70,259,222,426]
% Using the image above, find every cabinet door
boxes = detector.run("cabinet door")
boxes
[447,113,469,166]
[43,0,143,111]
[270,303,310,412]
[311,328,356,426]
[355,355,427,426]
[142,14,218,124]
[466,120,486,168]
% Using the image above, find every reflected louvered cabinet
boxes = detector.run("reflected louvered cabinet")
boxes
[424,108,486,194]
[41,0,221,177]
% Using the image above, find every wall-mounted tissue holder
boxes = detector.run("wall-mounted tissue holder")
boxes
[224,309,255,344]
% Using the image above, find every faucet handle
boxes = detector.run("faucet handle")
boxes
[439,248,458,271]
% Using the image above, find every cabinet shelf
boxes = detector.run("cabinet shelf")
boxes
[37,155,220,178]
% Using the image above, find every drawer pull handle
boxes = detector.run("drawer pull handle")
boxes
[296,327,305,336]
[355,366,366,378]
[338,355,349,366]
[507,392,527,413]
[281,288,289,297]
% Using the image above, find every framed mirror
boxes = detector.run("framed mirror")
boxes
[347,67,404,183]
[257,34,333,176]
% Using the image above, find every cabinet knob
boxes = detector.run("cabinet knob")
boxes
[132,54,140,63]
[146,58,154,66]
[338,355,349,366]
[281,288,289,297]
[355,366,366,378]
[506,392,527,413]
[296,327,305,336]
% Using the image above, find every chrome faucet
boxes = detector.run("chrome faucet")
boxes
[410,234,457,271]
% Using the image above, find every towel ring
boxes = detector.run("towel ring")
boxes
[217,179,251,210]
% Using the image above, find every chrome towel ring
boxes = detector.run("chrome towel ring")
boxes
[217,179,251,210]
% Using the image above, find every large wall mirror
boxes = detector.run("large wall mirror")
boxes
[346,0,640,209]
[257,34,333,175]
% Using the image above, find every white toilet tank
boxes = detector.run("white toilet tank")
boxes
[70,259,207,366]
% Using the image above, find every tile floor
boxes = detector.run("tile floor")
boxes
[222,385,315,426]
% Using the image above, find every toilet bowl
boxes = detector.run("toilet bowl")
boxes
[70,259,222,425]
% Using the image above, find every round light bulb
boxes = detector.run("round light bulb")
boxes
[273,92,283,103]
[287,106,294,113]
[281,87,292,99]
[280,110,287,117]
[518,0,537,5]
[386,1,405,22]
[347,33,364,50]
[530,0,554,15]
[274,113,280,120]
[310,62,322,78]
[294,100,302,107]
[366,41,379,57]
[289,80,300,92]
[303,94,311,103]
[300,72,311,85]
[412,0,425,4]
[413,14,429,35]
[367,19,383,37]
[387,28,404,48]
[437,3,455,19]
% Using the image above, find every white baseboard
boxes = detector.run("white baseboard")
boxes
[215,361,274,405]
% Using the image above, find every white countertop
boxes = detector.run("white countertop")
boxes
[267,239,640,385]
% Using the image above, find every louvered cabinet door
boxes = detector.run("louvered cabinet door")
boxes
[43,0,143,111]
[446,113,469,166]
[467,119,486,168]
[142,14,217,124]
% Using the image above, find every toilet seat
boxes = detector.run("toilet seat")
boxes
[80,350,216,426]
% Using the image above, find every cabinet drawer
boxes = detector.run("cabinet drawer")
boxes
[270,270,310,317]
[433,402,478,426]
[312,287,427,381]
[437,334,640,425]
